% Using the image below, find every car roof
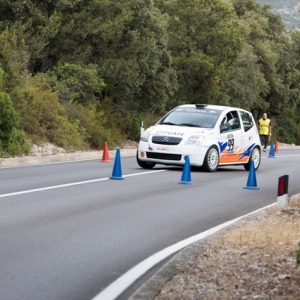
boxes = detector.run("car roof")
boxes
[177,104,248,112]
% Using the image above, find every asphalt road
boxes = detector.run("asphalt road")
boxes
[0,149,300,300]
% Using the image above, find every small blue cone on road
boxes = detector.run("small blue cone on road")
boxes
[178,155,192,184]
[110,149,124,180]
[268,141,276,158]
[243,160,259,190]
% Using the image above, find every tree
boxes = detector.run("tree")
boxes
[47,62,106,105]
[160,0,243,104]
[0,88,30,156]
[0,92,19,142]
[225,43,269,111]
[49,0,177,113]
[0,27,29,92]
[230,0,289,120]
[1,0,177,114]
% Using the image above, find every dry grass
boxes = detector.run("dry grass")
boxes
[154,196,300,300]
[211,195,300,251]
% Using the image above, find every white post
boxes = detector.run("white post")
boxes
[277,194,288,209]
[140,120,144,137]
[277,175,289,209]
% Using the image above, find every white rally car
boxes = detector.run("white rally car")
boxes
[136,104,261,172]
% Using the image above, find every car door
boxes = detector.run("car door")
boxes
[219,110,243,164]
[238,110,258,160]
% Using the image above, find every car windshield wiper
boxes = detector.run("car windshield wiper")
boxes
[161,122,177,125]
[178,123,200,127]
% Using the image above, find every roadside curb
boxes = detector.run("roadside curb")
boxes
[0,149,137,167]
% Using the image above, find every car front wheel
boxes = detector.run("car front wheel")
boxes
[202,146,219,172]
[244,147,261,171]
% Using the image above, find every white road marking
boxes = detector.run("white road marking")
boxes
[92,203,276,300]
[0,170,165,198]
[265,154,300,158]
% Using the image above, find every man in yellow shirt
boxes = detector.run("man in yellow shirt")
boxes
[258,112,272,152]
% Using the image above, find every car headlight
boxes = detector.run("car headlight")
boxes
[140,129,151,142]
[185,135,204,146]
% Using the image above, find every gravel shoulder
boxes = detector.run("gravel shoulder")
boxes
[131,196,300,300]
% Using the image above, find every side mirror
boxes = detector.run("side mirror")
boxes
[220,125,228,133]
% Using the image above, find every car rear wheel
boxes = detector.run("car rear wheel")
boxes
[244,146,261,171]
[202,146,219,172]
[136,151,156,169]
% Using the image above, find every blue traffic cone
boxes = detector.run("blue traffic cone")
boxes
[268,141,275,158]
[110,149,124,180]
[243,160,259,190]
[178,155,192,184]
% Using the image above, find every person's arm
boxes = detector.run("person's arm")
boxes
[269,123,272,136]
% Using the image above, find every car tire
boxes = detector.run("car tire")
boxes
[202,146,219,172]
[244,146,261,171]
[136,151,156,169]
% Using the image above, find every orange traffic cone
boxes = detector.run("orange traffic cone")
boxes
[275,140,279,153]
[101,142,110,162]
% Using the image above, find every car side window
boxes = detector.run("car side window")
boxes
[221,111,240,132]
[239,111,254,132]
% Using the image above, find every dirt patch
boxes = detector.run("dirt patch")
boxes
[30,142,66,156]
[29,140,138,156]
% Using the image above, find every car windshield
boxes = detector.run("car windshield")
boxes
[160,107,222,129]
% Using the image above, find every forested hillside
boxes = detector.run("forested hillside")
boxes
[1,0,300,157]
[258,0,300,29]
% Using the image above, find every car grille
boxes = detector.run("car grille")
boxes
[146,152,182,161]
[151,136,182,145]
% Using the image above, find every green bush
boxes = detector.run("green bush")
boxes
[52,116,85,151]
[114,111,163,142]
[5,128,30,157]
[47,62,106,105]
[11,74,86,150]
[119,114,143,142]
[0,92,30,157]
[275,109,300,145]
[62,100,125,149]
